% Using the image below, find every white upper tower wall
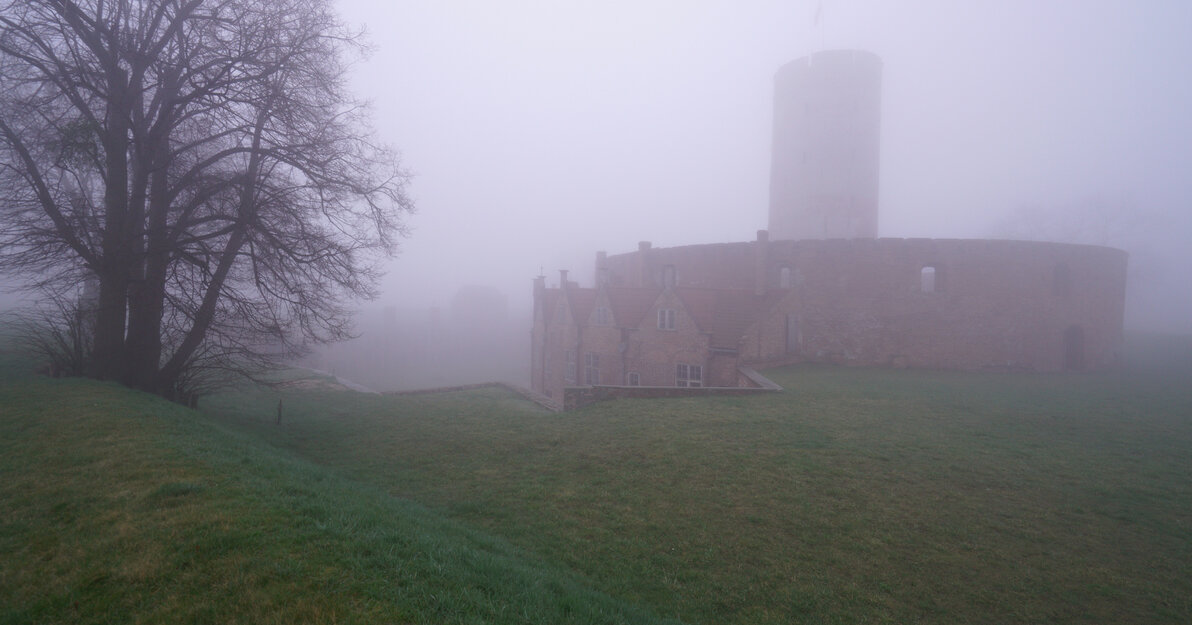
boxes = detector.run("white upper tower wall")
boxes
[768,50,883,240]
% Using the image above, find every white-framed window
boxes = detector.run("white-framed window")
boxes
[593,306,611,325]
[657,308,676,330]
[676,364,702,388]
[627,372,640,386]
[584,352,599,385]
[564,350,576,384]
[779,266,792,289]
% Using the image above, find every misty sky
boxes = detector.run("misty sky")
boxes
[335,0,1190,330]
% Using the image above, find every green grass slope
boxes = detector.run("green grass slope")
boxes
[0,350,677,625]
[206,354,1192,624]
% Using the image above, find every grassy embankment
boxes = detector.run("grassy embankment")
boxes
[204,336,1192,624]
[0,347,677,624]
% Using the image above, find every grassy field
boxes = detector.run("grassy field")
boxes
[203,340,1192,624]
[0,348,678,624]
[4,336,1191,624]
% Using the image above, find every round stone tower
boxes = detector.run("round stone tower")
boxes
[768,50,882,240]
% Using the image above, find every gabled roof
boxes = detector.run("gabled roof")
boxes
[552,283,787,351]
[675,288,788,350]
[565,287,598,325]
[604,286,662,328]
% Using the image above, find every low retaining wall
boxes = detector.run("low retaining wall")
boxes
[564,368,782,410]
[388,382,561,412]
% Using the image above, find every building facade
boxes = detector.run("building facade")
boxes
[531,233,1127,402]
[530,51,1128,404]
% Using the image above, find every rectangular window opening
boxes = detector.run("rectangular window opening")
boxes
[584,352,599,385]
[657,309,676,330]
[676,364,702,388]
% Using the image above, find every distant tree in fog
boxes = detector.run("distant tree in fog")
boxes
[0,0,412,401]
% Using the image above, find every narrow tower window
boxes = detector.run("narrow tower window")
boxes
[920,265,943,293]
[920,266,935,293]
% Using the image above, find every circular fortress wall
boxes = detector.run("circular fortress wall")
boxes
[599,237,1127,372]
[769,50,883,240]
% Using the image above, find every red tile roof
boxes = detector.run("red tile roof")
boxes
[675,288,787,350]
[605,287,662,328]
[565,287,598,326]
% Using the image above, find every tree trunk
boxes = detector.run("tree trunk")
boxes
[90,66,132,381]
[124,129,168,393]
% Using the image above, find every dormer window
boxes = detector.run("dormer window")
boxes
[593,306,611,325]
[657,308,676,330]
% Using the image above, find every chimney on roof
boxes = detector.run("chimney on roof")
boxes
[533,274,546,317]
[637,242,653,287]
[559,269,569,289]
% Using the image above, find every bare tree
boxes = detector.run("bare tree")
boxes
[0,0,412,400]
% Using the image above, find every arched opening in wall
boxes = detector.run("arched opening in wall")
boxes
[662,264,676,289]
[779,266,792,289]
[1053,263,1071,296]
[1063,325,1085,371]
[920,265,940,293]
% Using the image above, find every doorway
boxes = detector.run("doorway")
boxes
[1063,325,1085,371]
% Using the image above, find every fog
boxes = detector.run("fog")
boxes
[5,1,1190,389]
[330,1,1188,325]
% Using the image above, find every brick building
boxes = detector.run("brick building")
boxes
[530,50,1128,404]
[531,234,1127,402]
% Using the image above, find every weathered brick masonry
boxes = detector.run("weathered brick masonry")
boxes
[600,233,1127,373]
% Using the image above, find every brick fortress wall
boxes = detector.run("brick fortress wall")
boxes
[599,234,1127,372]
